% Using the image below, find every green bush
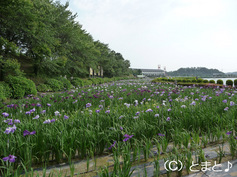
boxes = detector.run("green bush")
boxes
[209,80,215,83]
[56,77,72,90]
[45,79,63,91]
[0,82,12,100]
[203,80,208,83]
[197,79,203,83]
[0,57,24,80]
[6,76,37,98]
[182,79,188,83]
[234,79,237,87]
[83,79,93,86]
[217,79,223,85]
[191,79,197,83]
[226,80,233,86]
[71,77,84,87]
[37,84,52,92]
[88,78,99,85]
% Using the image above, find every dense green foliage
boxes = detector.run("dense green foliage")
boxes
[45,79,64,92]
[0,0,130,79]
[37,84,51,92]
[0,82,12,101]
[234,79,237,87]
[168,67,224,77]
[209,80,215,83]
[5,76,37,98]
[217,79,224,85]
[226,80,233,86]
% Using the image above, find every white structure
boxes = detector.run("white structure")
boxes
[132,68,165,77]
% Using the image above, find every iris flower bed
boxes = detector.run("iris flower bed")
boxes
[1,81,237,176]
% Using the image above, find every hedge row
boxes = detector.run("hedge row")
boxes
[0,76,37,101]
[152,78,237,86]
[36,77,131,92]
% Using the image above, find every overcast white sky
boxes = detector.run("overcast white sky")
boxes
[58,0,237,72]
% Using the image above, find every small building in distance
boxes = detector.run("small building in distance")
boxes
[132,68,165,77]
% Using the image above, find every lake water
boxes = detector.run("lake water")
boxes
[202,78,237,85]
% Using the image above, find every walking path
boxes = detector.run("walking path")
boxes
[25,140,237,177]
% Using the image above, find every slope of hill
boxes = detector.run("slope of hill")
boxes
[167,67,225,77]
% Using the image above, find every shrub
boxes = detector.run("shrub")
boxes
[217,79,223,85]
[168,79,174,82]
[234,79,237,87]
[37,84,52,92]
[0,82,12,101]
[45,79,63,91]
[83,79,93,86]
[56,77,72,90]
[203,80,208,83]
[226,80,233,86]
[209,80,215,83]
[6,76,37,98]
[88,78,99,85]
[71,77,84,87]
[182,79,188,83]
[0,57,24,80]
[197,79,203,83]
[191,79,197,83]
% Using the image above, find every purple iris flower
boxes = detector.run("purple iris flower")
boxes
[2,155,17,163]
[54,111,60,116]
[190,101,196,106]
[146,109,153,112]
[119,115,124,119]
[226,131,232,135]
[166,117,171,121]
[73,100,78,104]
[167,108,172,111]
[4,119,13,125]
[64,115,69,119]
[158,133,165,136]
[25,111,31,115]
[108,141,117,150]
[43,119,51,124]
[36,103,41,107]
[224,107,229,111]
[223,99,227,103]
[23,130,36,136]
[96,109,100,113]
[33,115,40,119]
[47,103,51,107]
[120,127,123,131]
[86,103,92,108]
[2,112,9,117]
[105,110,110,114]
[123,134,134,142]
[14,119,20,123]
[135,112,140,115]
[40,110,46,114]
[51,119,56,123]
[4,125,17,134]
[155,114,159,117]
[230,101,235,106]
